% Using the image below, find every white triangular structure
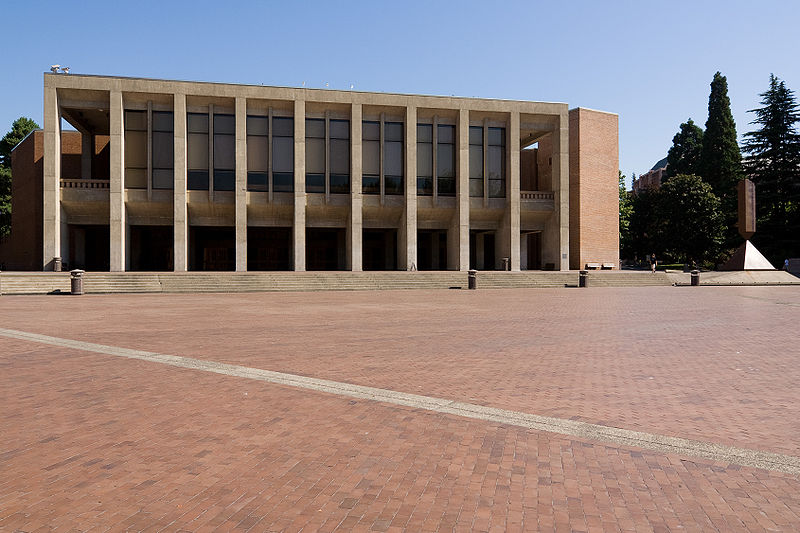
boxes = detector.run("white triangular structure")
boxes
[720,240,775,271]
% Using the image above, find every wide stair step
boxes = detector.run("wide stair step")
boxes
[1,271,674,295]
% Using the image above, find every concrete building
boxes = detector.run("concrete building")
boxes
[0,73,619,272]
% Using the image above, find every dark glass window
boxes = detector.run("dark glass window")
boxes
[124,110,147,189]
[152,111,174,190]
[305,118,325,193]
[330,119,350,194]
[488,127,506,198]
[213,114,235,191]
[384,122,403,195]
[469,126,483,197]
[247,115,268,192]
[272,117,294,192]
[187,112,209,190]
[306,118,349,194]
[437,125,455,197]
[362,121,380,195]
[416,124,433,196]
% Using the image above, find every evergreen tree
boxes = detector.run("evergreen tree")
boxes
[742,74,800,263]
[656,174,724,265]
[665,119,704,179]
[619,171,634,258]
[0,117,40,237]
[700,72,743,241]
[627,187,661,262]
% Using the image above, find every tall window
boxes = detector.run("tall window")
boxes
[384,122,403,195]
[437,125,455,196]
[363,120,404,195]
[125,110,174,190]
[247,115,294,193]
[305,118,325,193]
[246,115,268,192]
[329,119,350,194]
[124,110,147,189]
[416,124,433,196]
[272,117,294,192]
[187,113,209,190]
[487,127,506,198]
[152,111,173,189]
[306,118,350,194]
[363,121,380,194]
[213,114,235,191]
[469,126,483,197]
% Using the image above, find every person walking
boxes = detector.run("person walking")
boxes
[649,253,657,273]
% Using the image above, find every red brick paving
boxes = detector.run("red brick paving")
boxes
[2,287,799,455]
[1,286,800,530]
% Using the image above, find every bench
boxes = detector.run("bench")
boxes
[601,263,615,270]
[586,263,601,270]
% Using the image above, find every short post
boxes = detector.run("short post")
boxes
[54,257,62,272]
[70,269,85,295]
[468,269,477,290]
[579,270,588,288]
[691,270,700,287]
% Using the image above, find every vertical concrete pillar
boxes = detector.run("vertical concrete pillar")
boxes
[508,111,521,271]
[293,100,306,271]
[235,97,247,271]
[43,85,61,270]
[173,93,188,271]
[109,90,126,272]
[456,108,470,271]
[348,103,362,271]
[399,105,417,270]
[553,109,570,270]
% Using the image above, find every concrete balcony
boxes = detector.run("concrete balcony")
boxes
[520,190,554,211]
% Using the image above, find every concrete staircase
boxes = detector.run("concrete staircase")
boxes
[0,270,675,296]
[579,271,673,287]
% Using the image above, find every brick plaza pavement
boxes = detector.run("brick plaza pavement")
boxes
[1,286,800,531]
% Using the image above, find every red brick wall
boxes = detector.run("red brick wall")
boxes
[568,108,619,270]
[0,130,90,270]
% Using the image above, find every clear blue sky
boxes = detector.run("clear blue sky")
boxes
[2,0,798,187]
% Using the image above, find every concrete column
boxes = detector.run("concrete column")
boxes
[173,93,188,271]
[399,105,417,270]
[553,109,570,270]
[43,85,61,270]
[235,97,247,271]
[109,90,126,272]
[293,100,306,271]
[509,111,521,271]
[456,108,470,271]
[348,103,362,271]
[81,132,93,180]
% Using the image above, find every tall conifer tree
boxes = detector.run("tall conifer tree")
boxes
[700,72,743,243]
[742,74,800,262]
[665,119,704,179]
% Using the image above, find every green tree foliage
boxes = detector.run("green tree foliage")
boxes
[625,187,660,261]
[742,74,800,263]
[0,117,40,237]
[665,119,704,179]
[619,171,634,258]
[655,174,724,265]
[700,72,743,240]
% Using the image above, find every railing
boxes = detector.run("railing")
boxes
[520,191,554,200]
[60,179,110,189]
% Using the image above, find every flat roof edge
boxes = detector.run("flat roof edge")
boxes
[569,106,618,116]
[45,72,570,107]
